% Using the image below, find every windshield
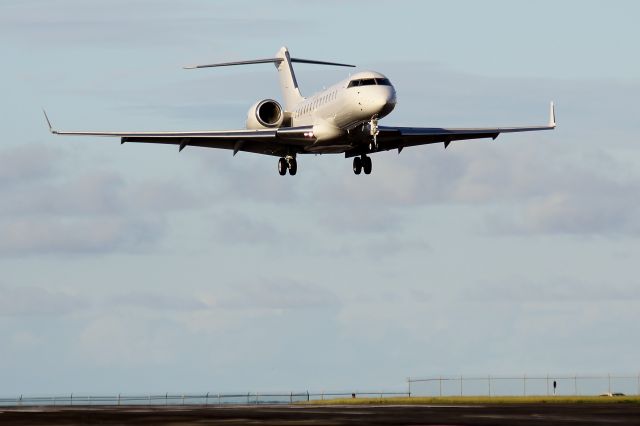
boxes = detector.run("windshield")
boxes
[347,77,391,88]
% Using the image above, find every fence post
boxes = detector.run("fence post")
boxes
[637,373,639,396]
[118,393,121,406]
[574,375,577,396]
[546,374,549,396]
[488,376,491,397]
[460,375,463,397]
[439,376,442,397]
[307,390,310,402]
[290,392,293,404]
[18,395,22,407]
[247,393,250,404]
[205,392,209,406]
[523,375,526,396]
[70,393,73,406]
[608,374,611,395]
[407,377,411,397]
[218,393,221,405]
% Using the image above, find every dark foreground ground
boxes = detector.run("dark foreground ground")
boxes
[2,404,640,426]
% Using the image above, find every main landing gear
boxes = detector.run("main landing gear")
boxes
[278,156,297,176]
[353,155,372,175]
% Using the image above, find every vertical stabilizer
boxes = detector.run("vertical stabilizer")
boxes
[183,47,353,111]
[274,47,303,110]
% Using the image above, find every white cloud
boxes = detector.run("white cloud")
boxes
[0,144,59,186]
[218,279,340,311]
[0,216,163,255]
[0,143,206,255]
[0,284,86,316]
[77,314,180,366]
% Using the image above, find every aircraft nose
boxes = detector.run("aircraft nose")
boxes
[373,88,396,117]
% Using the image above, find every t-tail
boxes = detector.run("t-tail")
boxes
[183,46,355,111]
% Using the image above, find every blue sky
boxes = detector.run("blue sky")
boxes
[1,0,639,396]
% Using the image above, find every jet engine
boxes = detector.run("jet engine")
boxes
[246,99,284,129]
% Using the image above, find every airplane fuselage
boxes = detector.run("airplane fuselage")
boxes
[286,71,396,152]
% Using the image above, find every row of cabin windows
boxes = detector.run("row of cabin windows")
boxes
[347,77,391,88]
[294,90,338,118]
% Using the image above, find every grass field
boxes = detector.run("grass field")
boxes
[306,395,640,405]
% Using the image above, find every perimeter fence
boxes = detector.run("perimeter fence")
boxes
[0,391,409,407]
[407,374,640,397]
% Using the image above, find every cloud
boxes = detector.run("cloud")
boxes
[0,144,59,187]
[0,216,163,255]
[219,279,340,311]
[0,1,312,48]
[0,143,204,255]
[465,277,640,303]
[0,284,86,316]
[318,205,402,234]
[482,152,640,235]
[210,210,284,245]
[2,169,202,217]
[77,314,180,365]
[108,291,208,311]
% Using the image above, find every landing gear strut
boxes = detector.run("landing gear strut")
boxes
[278,156,297,176]
[368,116,379,151]
[353,155,372,175]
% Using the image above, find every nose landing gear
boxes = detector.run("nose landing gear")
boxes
[369,116,379,151]
[278,156,297,176]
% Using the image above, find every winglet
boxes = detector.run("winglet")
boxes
[42,109,57,134]
[549,102,556,128]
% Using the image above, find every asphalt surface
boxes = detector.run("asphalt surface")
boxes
[1,403,639,425]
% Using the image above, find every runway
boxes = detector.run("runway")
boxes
[1,403,639,425]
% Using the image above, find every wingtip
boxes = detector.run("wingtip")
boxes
[549,101,556,128]
[42,108,56,133]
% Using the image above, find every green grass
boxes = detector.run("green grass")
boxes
[305,395,640,405]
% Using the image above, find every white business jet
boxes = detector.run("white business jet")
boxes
[45,46,555,176]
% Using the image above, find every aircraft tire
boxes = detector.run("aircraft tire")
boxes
[363,156,372,174]
[288,157,297,175]
[353,156,362,175]
[278,158,287,175]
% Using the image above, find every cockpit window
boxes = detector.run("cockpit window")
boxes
[347,77,391,88]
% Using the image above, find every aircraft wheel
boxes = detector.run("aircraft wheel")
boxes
[363,155,372,175]
[288,157,297,175]
[278,158,287,176]
[353,156,362,175]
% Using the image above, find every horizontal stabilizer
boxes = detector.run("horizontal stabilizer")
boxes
[184,57,354,70]
[183,58,281,69]
[290,58,355,67]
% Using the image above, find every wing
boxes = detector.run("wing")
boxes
[43,111,314,157]
[347,102,556,157]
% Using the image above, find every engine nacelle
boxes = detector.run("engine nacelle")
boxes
[245,99,284,129]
